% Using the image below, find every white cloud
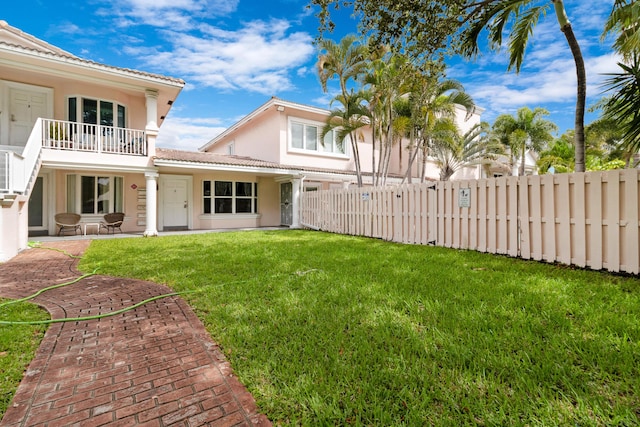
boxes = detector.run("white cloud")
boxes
[101,0,239,29]
[157,116,227,150]
[467,52,619,114]
[126,19,314,95]
[566,0,614,32]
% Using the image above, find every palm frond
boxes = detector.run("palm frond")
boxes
[509,5,547,72]
[601,56,640,152]
[603,0,640,58]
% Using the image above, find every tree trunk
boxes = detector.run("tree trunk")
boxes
[376,125,385,186]
[350,131,363,187]
[371,114,381,186]
[371,124,377,186]
[553,0,586,172]
[420,145,428,183]
[403,143,420,184]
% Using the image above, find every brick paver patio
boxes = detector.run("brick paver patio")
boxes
[0,241,271,426]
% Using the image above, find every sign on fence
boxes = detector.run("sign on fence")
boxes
[458,188,471,208]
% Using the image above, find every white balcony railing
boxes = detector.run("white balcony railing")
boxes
[42,119,147,156]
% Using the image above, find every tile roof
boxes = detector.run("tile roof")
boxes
[154,148,361,177]
[155,148,288,169]
[0,20,184,87]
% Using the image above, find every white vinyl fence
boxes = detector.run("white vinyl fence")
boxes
[300,169,640,274]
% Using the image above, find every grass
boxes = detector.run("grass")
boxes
[78,229,640,425]
[0,300,48,417]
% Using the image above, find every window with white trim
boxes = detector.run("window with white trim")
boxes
[203,180,258,214]
[68,97,126,128]
[289,119,346,155]
[66,174,124,214]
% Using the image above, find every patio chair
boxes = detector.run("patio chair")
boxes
[100,212,125,234]
[54,213,82,236]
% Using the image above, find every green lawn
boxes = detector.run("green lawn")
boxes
[0,300,48,417]
[79,230,639,425]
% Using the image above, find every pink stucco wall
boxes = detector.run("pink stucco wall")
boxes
[0,67,148,129]
[189,171,279,229]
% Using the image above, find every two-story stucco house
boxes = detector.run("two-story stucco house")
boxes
[0,21,185,260]
[0,21,483,261]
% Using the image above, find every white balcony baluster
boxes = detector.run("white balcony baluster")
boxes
[41,119,147,156]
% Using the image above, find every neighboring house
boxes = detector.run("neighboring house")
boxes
[0,21,485,261]
[198,96,485,198]
[202,97,485,183]
[485,150,539,177]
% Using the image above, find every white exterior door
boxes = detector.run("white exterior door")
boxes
[162,177,189,229]
[9,87,48,147]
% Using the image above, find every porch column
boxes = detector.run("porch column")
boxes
[291,177,301,229]
[144,171,159,237]
[145,89,159,157]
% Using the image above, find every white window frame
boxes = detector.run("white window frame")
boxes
[288,117,349,158]
[67,96,127,128]
[202,180,258,215]
[66,174,124,215]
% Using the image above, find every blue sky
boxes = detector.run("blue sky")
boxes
[4,0,621,151]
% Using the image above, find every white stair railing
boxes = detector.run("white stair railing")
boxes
[18,118,44,194]
[0,118,44,195]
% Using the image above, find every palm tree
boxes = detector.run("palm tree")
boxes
[460,0,587,172]
[587,114,638,168]
[601,55,640,155]
[317,35,368,97]
[403,75,476,182]
[491,107,557,176]
[362,53,411,185]
[317,35,369,186]
[322,90,370,187]
[600,2,640,160]
[603,0,640,60]
[537,132,575,174]
[433,122,503,181]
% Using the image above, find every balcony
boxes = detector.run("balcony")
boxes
[42,119,147,156]
[1,118,149,194]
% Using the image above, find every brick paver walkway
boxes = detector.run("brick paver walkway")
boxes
[0,241,271,426]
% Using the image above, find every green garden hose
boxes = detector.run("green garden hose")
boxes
[1,243,194,326]
[1,243,321,326]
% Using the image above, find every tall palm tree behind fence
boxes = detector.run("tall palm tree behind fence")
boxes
[300,169,640,274]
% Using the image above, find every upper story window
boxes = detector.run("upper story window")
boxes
[289,119,347,156]
[68,97,126,128]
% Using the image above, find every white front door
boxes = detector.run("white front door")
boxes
[9,87,49,148]
[163,178,189,229]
